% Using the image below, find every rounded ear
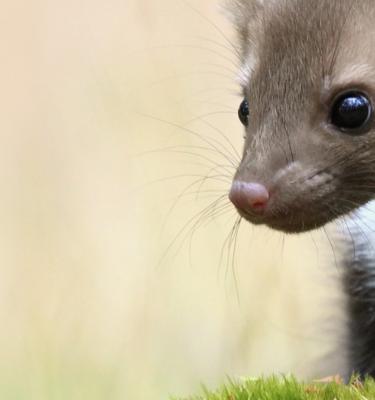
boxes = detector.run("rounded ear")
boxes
[222,0,264,55]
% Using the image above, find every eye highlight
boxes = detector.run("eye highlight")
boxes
[330,91,373,133]
[238,99,249,126]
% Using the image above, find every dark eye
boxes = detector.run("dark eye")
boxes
[238,99,249,126]
[331,91,372,133]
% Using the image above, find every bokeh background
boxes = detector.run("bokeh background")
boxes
[0,0,347,398]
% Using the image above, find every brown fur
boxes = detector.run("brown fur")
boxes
[228,0,375,233]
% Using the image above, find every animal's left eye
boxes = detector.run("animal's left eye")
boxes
[238,99,249,126]
[330,91,373,133]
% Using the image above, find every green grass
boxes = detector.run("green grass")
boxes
[174,375,375,400]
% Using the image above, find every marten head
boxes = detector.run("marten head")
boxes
[227,0,375,233]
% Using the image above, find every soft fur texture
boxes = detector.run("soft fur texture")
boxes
[227,0,375,378]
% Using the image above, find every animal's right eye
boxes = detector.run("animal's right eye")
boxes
[238,99,249,126]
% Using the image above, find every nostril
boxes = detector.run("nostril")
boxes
[252,200,267,210]
[229,181,269,214]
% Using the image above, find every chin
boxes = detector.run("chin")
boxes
[239,210,335,234]
[265,220,320,234]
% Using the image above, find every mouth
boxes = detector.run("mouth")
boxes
[235,207,330,234]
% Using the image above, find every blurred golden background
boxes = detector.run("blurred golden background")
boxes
[0,0,346,398]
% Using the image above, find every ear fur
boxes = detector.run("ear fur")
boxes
[223,0,264,58]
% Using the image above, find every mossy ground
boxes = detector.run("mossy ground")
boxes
[175,375,375,400]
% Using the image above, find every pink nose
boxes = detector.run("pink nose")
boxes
[229,181,269,213]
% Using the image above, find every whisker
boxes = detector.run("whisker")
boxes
[140,148,236,174]
[181,86,241,101]
[305,143,369,182]
[157,194,230,269]
[186,111,237,121]
[145,43,239,69]
[197,36,241,60]
[137,173,231,189]
[138,113,239,168]
[191,116,242,163]
[180,0,242,60]
[139,145,236,172]
[195,166,232,201]
[161,175,229,233]
[322,225,339,270]
[183,99,234,110]
[147,70,236,90]
[184,201,234,267]
[198,61,238,76]
[230,217,242,305]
